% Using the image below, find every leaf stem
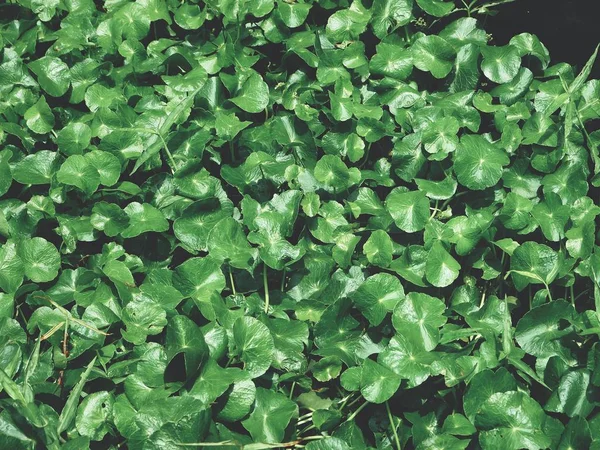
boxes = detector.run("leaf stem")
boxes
[264,264,270,313]
[570,284,575,306]
[346,400,368,422]
[386,401,402,450]
[229,266,237,296]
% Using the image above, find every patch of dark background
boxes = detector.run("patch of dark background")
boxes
[483,0,600,78]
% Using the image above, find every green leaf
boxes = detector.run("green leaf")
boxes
[454,135,509,190]
[233,316,274,378]
[57,357,96,435]
[121,202,169,238]
[360,359,400,403]
[379,333,434,387]
[57,155,101,195]
[242,388,297,443]
[546,370,594,418]
[18,237,60,283]
[370,0,413,38]
[392,292,446,350]
[207,217,257,270]
[75,391,114,440]
[515,300,575,359]
[24,96,55,134]
[0,241,24,293]
[277,1,311,28]
[165,315,209,381]
[91,202,130,237]
[174,257,226,307]
[425,241,461,287]
[102,260,135,287]
[57,123,92,155]
[416,0,454,17]
[509,242,559,291]
[481,45,521,84]
[363,230,393,267]
[351,273,404,326]
[28,56,70,97]
[216,379,256,422]
[385,189,430,233]
[314,155,360,191]
[231,72,270,113]
[0,151,12,197]
[85,150,121,187]
[122,299,167,345]
[412,35,455,79]
[475,391,551,450]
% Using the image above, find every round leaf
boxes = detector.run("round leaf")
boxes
[233,316,274,378]
[454,135,509,190]
[18,237,60,283]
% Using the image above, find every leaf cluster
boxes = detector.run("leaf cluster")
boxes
[1,0,600,449]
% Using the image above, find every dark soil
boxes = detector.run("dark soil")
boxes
[484,0,600,78]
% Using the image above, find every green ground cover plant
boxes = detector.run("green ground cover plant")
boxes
[1,0,600,448]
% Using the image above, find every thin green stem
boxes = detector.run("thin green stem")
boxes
[386,401,402,450]
[544,282,553,303]
[228,266,237,296]
[346,400,369,422]
[264,264,270,313]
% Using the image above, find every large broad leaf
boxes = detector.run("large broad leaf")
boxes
[165,316,209,382]
[351,273,404,326]
[425,241,461,287]
[509,241,559,291]
[392,292,447,350]
[412,35,455,79]
[242,388,297,442]
[370,0,413,38]
[454,135,509,190]
[515,300,575,359]
[463,368,518,421]
[91,202,130,237]
[230,72,269,113]
[174,200,232,252]
[360,359,400,403]
[76,391,114,441]
[233,316,274,378]
[207,217,258,270]
[121,202,169,238]
[363,230,393,267]
[28,56,71,97]
[57,155,101,195]
[475,391,551,450]
[0,151,12,197]
[122,299,168,345]
[18,237,60,283]
[385,189,430,233]
[481,45,522,84]
[173,257,226,306]
[314,155,361,191]
[24,96,55,134]
[379,333,434,387]
[0,241,24,293]
[546,370,595,418]
[12,151,58,185]
[416,0,454,17]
